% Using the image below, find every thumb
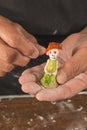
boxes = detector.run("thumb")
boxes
[57,48,87,84]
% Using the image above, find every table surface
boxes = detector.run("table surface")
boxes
[0,93,87,130]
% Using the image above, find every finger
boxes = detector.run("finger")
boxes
[19,63,45,84]
[0,59,14,72]
[57,57,65,69]
[0,16,44,58]
[0,38,30,66]
[19,73,37,84]
[57,48,87,84]
[22,63,45,76]
[14,23,44,58]
[36,73,87,101]
[20,26,46,55]
[21,82,42,95]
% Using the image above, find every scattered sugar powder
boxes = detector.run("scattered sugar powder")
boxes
[76,106,83,112]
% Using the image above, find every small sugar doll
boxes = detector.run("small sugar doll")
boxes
[41,42,62,88]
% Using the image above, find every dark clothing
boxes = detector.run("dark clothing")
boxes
[0,0,87,35]
[0,0,87,95]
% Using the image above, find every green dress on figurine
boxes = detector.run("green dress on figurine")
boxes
[41,59,58,88]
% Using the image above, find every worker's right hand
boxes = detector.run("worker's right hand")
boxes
[0,15,45,77]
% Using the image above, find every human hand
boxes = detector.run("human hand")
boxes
[0,15,45,76]
[19,27,87,101]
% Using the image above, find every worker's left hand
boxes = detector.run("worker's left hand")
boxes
[19,27,87,101]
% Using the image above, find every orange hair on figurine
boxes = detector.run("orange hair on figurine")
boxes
[46,42,62,54]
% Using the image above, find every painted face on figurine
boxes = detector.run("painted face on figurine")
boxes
[47,49,59,60]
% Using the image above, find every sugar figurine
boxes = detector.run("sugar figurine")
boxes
[41,42,62,88]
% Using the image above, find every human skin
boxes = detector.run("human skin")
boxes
[0,15,45,76]
[19,27,87,101]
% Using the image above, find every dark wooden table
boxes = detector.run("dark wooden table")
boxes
[0,93,87,130]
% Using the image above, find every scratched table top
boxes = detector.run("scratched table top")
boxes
[0,93,87,130]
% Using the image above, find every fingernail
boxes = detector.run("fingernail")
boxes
[29,48,39,58]
[40,47,46,55]
[36,96,43,101]
[57,70,67,84]
[36,44,46,55]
